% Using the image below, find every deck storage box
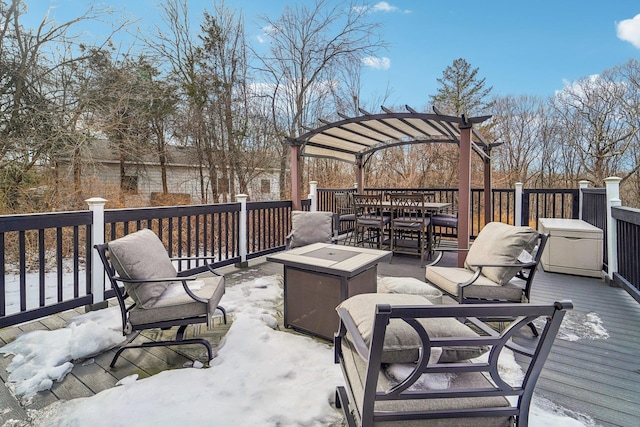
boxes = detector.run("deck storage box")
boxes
[538,218,603,278]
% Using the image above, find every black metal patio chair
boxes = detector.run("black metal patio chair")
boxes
[94,228,226,368]
[334,292,572,427]
[425,221,548,336]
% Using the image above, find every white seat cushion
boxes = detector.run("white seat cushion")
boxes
[129,274,224,326]
[378,276,443,304]
[426,266,525,302]
[337,293,488,363]
[340,339,511,427]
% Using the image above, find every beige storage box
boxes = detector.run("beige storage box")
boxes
[538,218,603,278]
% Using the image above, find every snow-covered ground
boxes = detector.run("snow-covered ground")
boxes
[1,275,600,426]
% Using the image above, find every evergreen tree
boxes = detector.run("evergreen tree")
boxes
[430,58,493,116]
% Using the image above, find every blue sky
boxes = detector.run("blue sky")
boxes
[23,0,640,109]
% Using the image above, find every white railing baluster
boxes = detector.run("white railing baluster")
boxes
[236,194,248,267]
[604,177,622,282]
[515,183,523,226]
[86,197,108,306]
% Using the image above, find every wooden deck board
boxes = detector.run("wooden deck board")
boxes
[0,252,638,426]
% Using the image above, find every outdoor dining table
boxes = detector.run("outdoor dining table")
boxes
[266,242,392,340]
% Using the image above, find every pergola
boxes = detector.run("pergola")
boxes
[286,106,497,266]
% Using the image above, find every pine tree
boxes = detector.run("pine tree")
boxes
[430,58,493,116]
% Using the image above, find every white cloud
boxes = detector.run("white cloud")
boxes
[353,2,411,14]
[362,56,391,70]
[256,25,276,44]
[616,14,640,48]
[372,2,397,12]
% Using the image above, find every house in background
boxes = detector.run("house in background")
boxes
[56,139,281,205]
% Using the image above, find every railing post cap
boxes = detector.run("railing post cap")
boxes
[85,197,108,206]
[604,177,622,184]
[236,194,248,201]
[515,182,523,187]
[578,180,590,186]
[310,180,318,184]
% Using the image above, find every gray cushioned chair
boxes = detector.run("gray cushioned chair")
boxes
[334,292,572,427]
[94,228,226,367]
[285,210,338,249]
[425,222,548,335]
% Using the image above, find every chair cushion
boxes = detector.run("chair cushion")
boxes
[288,211,334,248]
[431,213,458,228]
[107,229,177,309]
[337,293,488,364]
[129,274,224,326]
[465,222,538,285]
[358,215,390,226]
[339,213,356,222]
[340,339,511,427]
[425,266,525,302]
[378,276,443,304]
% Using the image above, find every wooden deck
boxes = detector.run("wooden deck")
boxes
[1,252,639,426]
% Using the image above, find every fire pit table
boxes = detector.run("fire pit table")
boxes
[267,243,392,340]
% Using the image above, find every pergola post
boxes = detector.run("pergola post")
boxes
[483,149,492,225]
[290,143,301,211]
[356,155,364,193]
[458,124,472,267]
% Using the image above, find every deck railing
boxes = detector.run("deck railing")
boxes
[582,188,608,269]
[1,181,637,327]
[612,206,640,301]
[0,198,299,328]
[0,211,94,327]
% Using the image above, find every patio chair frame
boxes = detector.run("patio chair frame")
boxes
[353,193,390,250]
[389,193,433,266]
[94,242,227,368]
[426,228,548,336]
[334,300,573,427]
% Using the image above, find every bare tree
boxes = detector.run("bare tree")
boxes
[254,0,385,198]
[552,68,640,186]
[490,95,547,187]
[148,0,213,202]
[0,0,121,210]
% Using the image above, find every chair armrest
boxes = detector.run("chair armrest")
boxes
[112,275,208,303]
[284,232,293,250]
[179,279,209,303]
[426,247,470,267]
[468,261,536,269]
[170,257,224,277]
[336,306,370,361]
[112,275,199,284]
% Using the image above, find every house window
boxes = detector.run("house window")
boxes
[261,179,271,194]
[122,175,138,194]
